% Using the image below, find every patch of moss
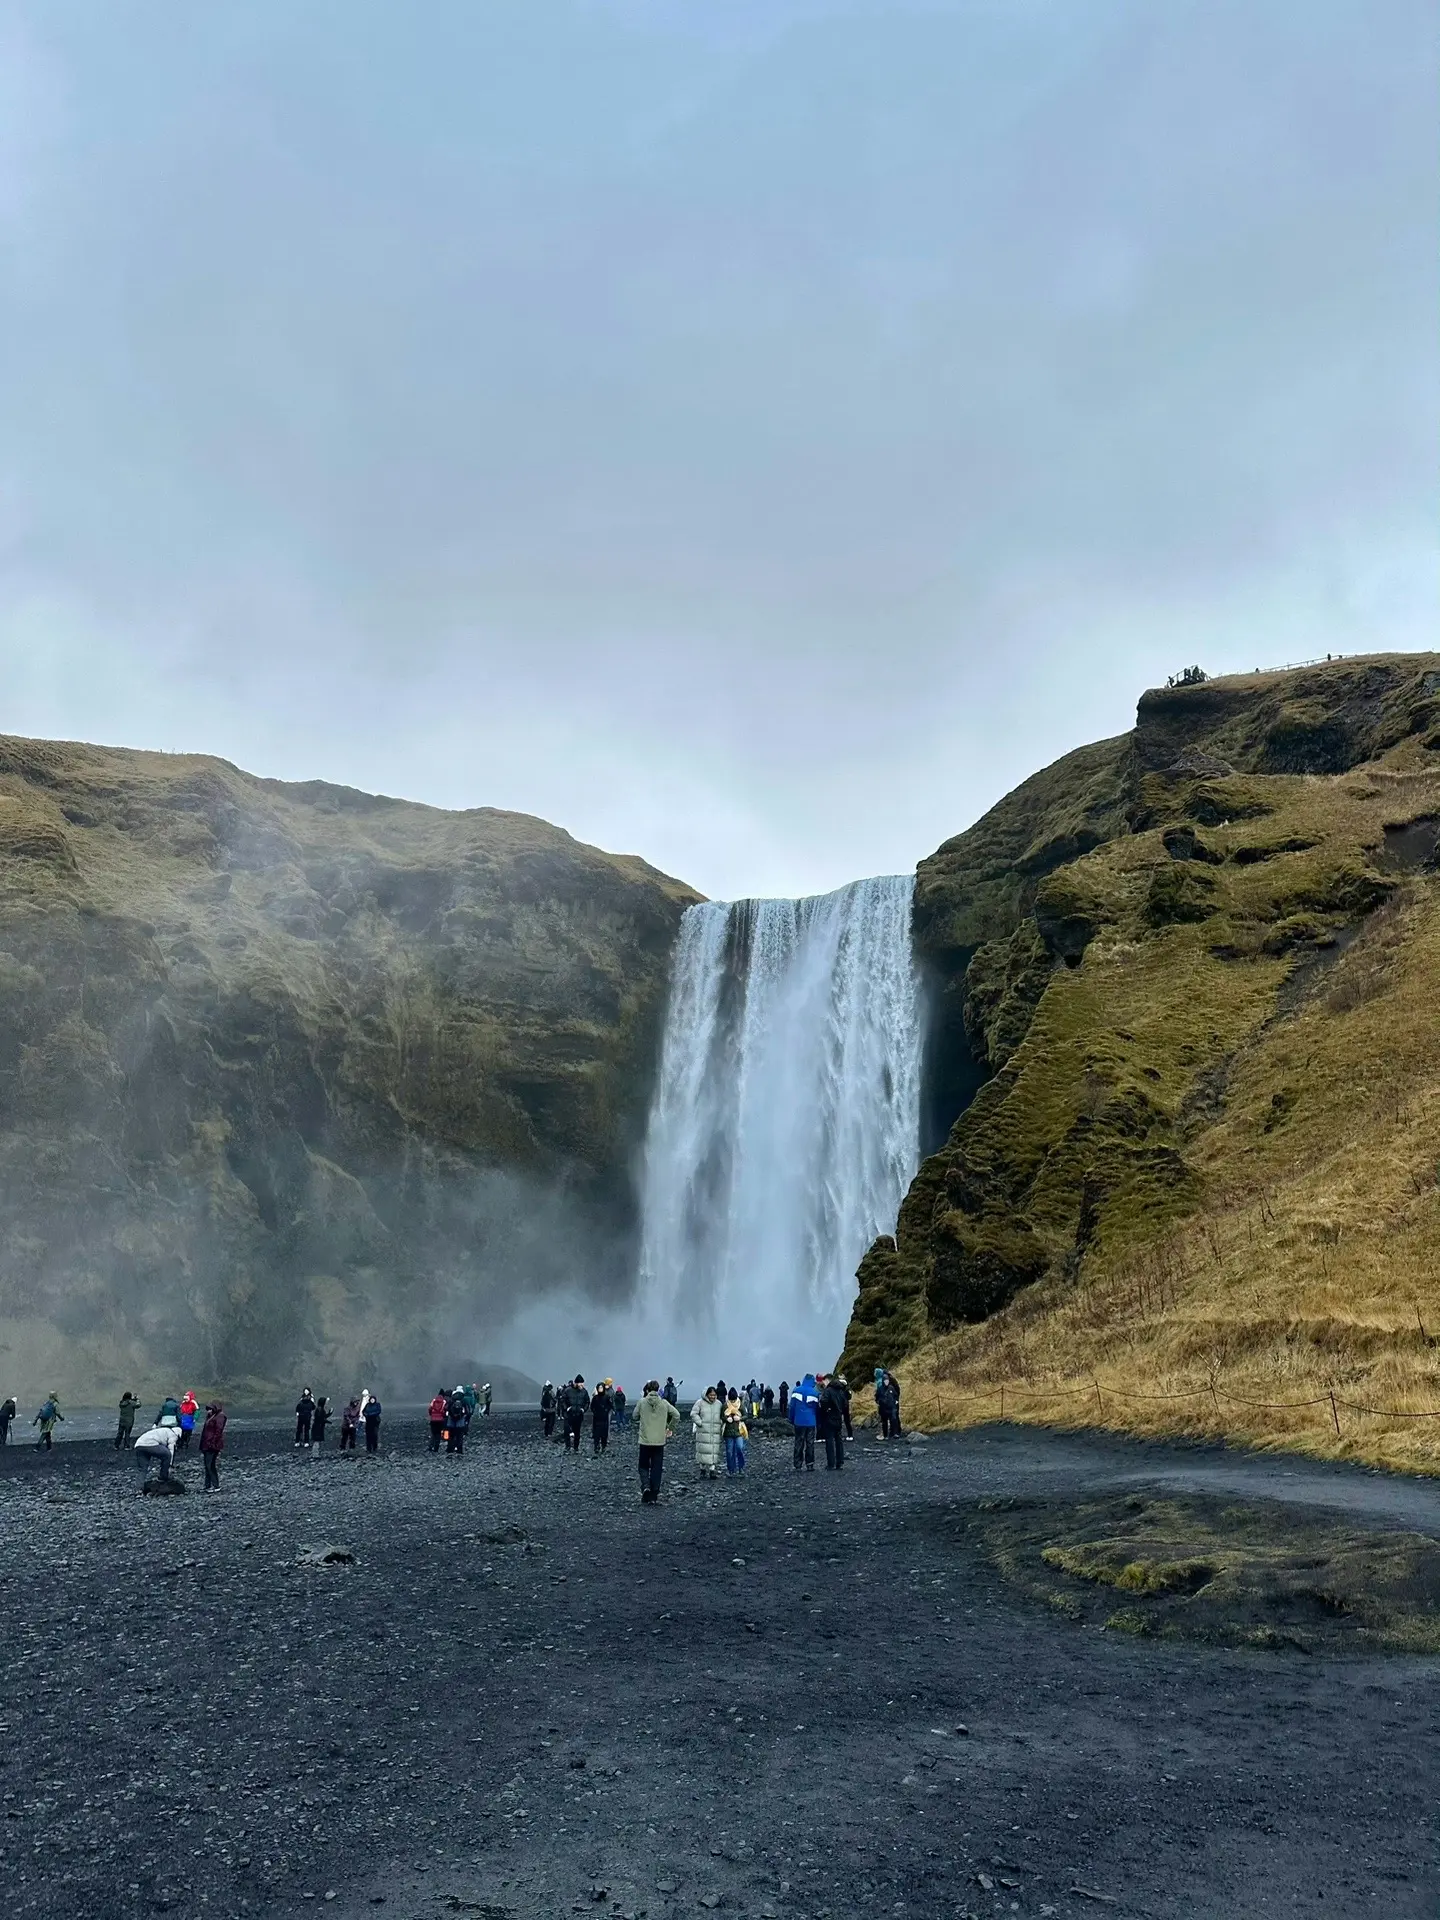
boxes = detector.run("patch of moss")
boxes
[962,923,1052,1072]
[1260,913,1334,955]
[1103,1609,1154,1636]
[928,1210,1050,1325]
[1272,860,1394,921]
[1186,779,1275,826]
[966,1490,1440,1654]
[1034,867,1112,962]
[1144,863,1218,927]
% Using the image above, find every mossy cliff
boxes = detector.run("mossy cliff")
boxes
[0,738,697,1399]
[844,653,1440,1459]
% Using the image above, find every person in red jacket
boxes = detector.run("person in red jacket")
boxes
[199,1402,227,1491]
[427,1389,448,1452]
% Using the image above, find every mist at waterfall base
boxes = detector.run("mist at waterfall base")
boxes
[454,878,921,1396]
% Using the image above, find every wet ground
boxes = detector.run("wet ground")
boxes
[0,1416,1435,1919]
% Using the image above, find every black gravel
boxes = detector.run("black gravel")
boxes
[1,1416,1436,1919]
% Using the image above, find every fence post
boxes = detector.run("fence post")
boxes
[999,1382,1004,1420]
[1328,1391,1341,1437]
[1092,1374,1104,1416]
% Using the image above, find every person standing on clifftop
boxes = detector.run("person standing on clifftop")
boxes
[0,1396,16,1445]
[32,1394,63,1450]
[114,1392,140,1450]
[635,1380,680,1504]
[295,1388,316,1447]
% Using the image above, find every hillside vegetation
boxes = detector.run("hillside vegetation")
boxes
[844,654,1440,1471]
[0,738,697,1401]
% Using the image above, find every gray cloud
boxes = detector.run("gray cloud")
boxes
[1,0,1436,897]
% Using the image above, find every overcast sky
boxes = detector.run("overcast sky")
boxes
[1,1,1435,900]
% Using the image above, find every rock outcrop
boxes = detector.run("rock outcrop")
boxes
[0,738,698,1399]
[845,653,1440,1383]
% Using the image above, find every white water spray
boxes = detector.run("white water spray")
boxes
[636,875,923,1376]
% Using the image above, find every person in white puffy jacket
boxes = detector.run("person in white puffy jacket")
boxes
[133,1423,180,1484]
[690,1386,723,1479]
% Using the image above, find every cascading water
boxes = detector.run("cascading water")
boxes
[637,874,923,1375]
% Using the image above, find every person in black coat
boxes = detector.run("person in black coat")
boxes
[446,1388,470,1455]
[562,1376,590,1452]
[591,1381,614,1454]
[294,1388,315,1446]
[311,1396,331,1446]
[876,1372,902,1440]
[818,1375,852,1470]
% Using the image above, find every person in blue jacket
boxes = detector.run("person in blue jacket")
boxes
[788,1373,820,1472]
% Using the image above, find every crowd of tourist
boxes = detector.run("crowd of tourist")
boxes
[535,1365,903,1502]
[0,1364,903,1506]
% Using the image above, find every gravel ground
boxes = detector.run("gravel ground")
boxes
[1,1416,1436,1920]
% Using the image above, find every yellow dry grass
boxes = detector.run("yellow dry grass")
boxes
[885,748,1440,1473]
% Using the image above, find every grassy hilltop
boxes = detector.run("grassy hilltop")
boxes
[0,738,698,1401]
[843,653,1440,1471]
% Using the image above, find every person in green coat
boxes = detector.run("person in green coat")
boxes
[32,1395,63,1450]
[634,1381,680,1505]
[114,1392,140,1450]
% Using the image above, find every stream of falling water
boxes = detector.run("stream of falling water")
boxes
[636,874,923,1376]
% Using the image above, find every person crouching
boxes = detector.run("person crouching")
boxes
[133,1422,181,1489]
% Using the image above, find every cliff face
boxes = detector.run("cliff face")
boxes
[0,738,697,1399]
[846,653,1440,1384]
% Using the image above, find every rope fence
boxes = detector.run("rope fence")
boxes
[916,1373,1440,1437]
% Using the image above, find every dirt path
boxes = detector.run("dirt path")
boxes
[0,1418,1434,1919]
[936,1421,1440,1529]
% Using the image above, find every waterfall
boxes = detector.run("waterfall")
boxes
[637,874,923,1375]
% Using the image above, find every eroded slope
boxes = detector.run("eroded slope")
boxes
[846,653,1440,1469]
[0,737,698,1398]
